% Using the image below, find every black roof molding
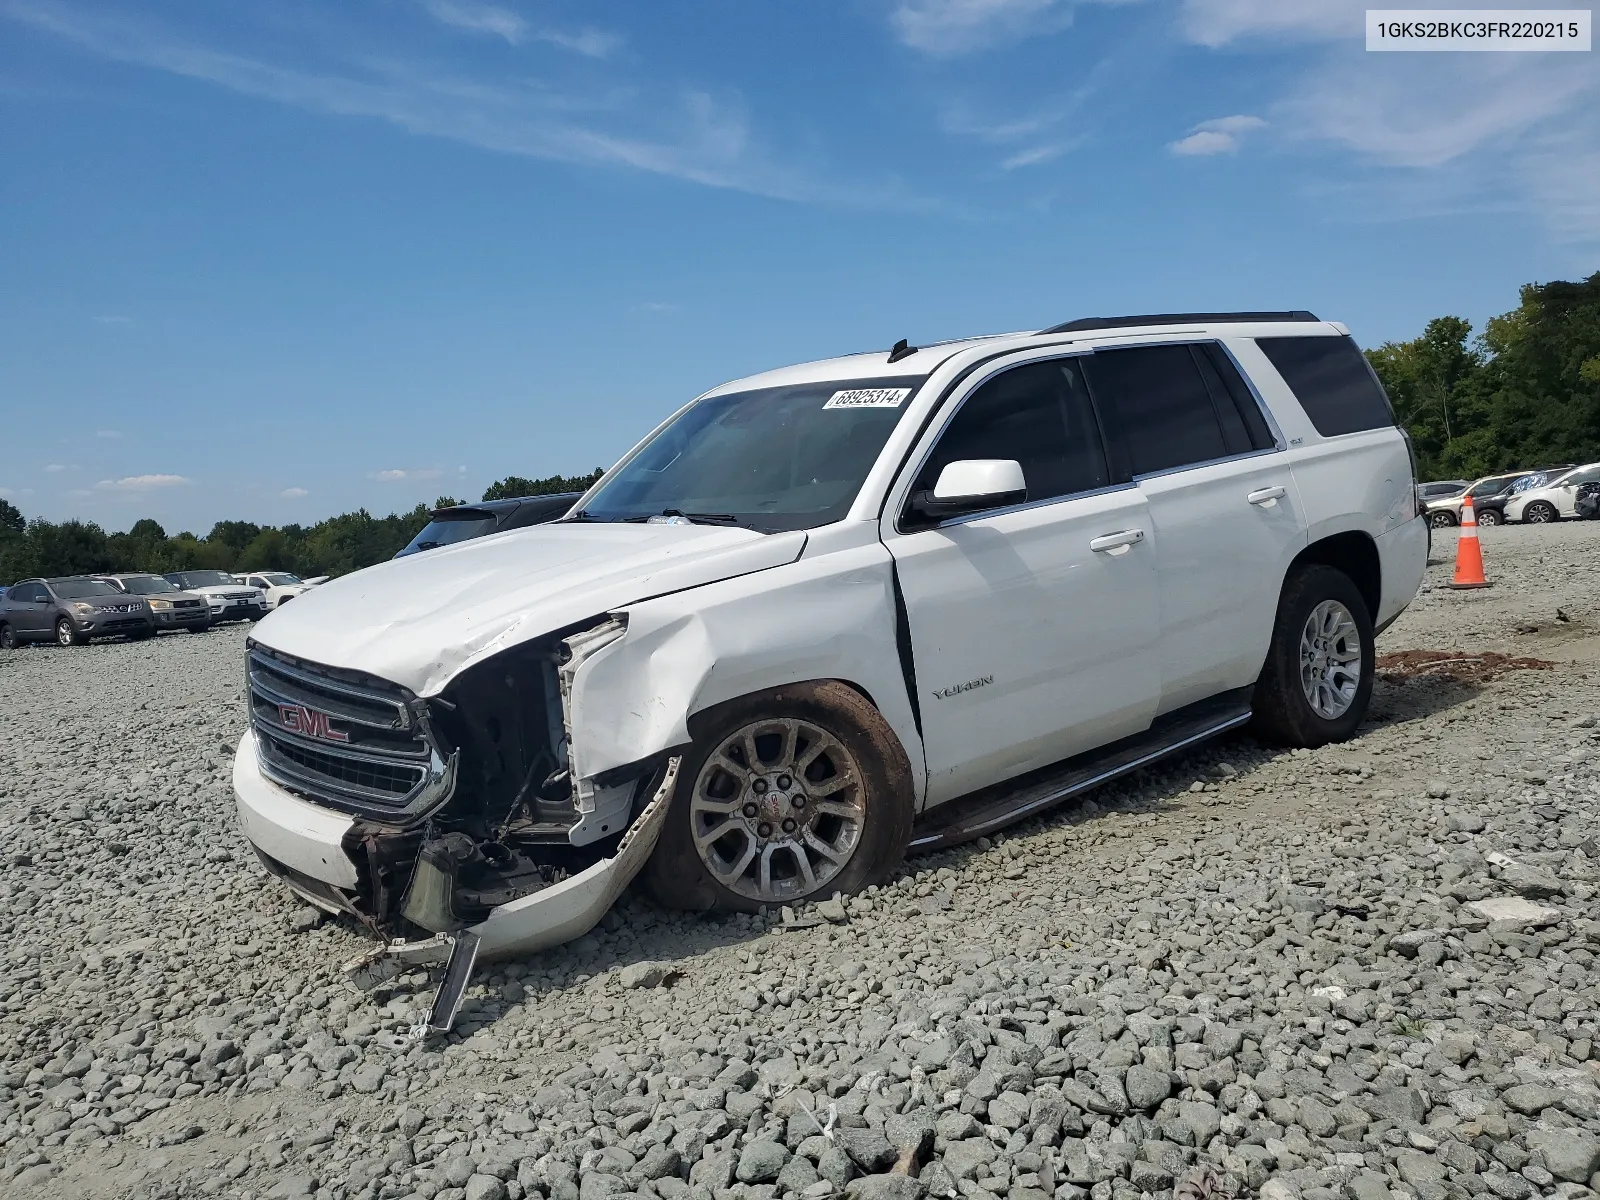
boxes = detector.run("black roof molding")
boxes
[1041,311,1320,334]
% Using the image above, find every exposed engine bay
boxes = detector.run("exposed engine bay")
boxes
[244,617,674,948]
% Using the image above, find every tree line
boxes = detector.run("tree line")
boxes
[0,471,602,586]
[4,268,1597,585]
[1365,269,1600,480]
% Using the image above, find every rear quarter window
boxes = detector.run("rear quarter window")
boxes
[1255,334,1395,437]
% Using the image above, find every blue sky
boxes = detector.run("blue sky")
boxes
[1,0,1597,533]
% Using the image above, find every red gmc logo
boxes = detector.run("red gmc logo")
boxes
[277,703,349,743]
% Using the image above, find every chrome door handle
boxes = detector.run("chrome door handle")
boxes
[1248,485,1287,506]
[1090,529,1145,553]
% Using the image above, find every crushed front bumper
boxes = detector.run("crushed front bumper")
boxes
[231,730,678,959]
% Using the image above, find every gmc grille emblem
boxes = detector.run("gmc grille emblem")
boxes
[277,703,349,743]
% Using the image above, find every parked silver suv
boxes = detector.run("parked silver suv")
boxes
[96,573,212,633]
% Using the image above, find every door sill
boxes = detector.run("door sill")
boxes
[908,687,1254,852]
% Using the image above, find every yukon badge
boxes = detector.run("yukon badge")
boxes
[277,703,350,743]
[931,675,993,701]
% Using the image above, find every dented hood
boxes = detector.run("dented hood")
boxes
[250,522,806,695]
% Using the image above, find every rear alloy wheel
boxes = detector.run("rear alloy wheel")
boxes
[1251,564,1374,747]
[56,618,86,647]
[1476,508,1502,527]
[642,681,914,912]
[1428,511,1457,528]
[0,624,16,650]
[1524,501,1558,524]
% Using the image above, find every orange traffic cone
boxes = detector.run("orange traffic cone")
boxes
[1448,495,1491,589]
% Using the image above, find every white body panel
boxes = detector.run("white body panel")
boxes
[250,523,807,696]
[884,488,1158,804]
[233,730,359,889]
[1136,454,1307,714]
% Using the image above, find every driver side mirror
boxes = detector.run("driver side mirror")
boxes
[909,459,1028,522]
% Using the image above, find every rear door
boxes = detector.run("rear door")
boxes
[881,352,1159,806]
[9,583,46,636]
[1084,341,1307,714]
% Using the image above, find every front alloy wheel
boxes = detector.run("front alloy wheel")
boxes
[1524,502,1558,523]
[1476,509,1502,527]
[56,618,83,647]
[1428,511,1457,528]
[689,717,866,903]
[642,680,914,913]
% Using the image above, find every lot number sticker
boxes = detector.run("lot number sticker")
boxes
[823,387,912,410]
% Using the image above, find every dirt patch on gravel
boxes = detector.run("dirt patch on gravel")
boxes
[1375,647,1555,683]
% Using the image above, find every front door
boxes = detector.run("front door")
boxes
[882,354,1160,807]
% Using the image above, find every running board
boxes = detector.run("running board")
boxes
[908,688,1254,852]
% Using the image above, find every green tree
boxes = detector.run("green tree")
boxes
[482,469,604,502]
[0,498,23,534]
[432,495,462,510]
[1365,316,1488,478]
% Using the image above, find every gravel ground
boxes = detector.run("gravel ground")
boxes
[2,522,1599,1200]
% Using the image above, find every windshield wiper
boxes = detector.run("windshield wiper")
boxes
[662,508,740,524]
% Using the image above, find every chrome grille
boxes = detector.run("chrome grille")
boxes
[247,645,455,821]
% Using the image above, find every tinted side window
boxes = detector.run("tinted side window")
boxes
[1083,345,1227,476]
[9,584,40,603]
[1256,335,1394,436]
[1195,344,1274,453]
[913,358,1108,511]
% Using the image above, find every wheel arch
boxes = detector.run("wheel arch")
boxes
[1289,530,1381,622]
[568,549,928,809]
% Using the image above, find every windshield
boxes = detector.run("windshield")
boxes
[121,576,180,595]
[170,571,237,588]
[576,377,926,532]
[260,572,301,586]
[53,579,121,599]
[396,514,499,556]
[1467,475,1515,497]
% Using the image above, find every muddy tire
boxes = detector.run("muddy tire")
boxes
[641,681,914,913]
[1250,565,1375,748]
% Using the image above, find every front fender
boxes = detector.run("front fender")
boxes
[568,535,928,808]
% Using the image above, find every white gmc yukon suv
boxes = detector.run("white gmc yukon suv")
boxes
[235,311,1427,967]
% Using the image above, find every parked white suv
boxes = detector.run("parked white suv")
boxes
[1503,463,1600,523]
[234,312,1425,966]
[235,571,322,609]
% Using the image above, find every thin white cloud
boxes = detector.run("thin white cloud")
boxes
[280,486,309,498]
[43,463,72,472]
[420,0,621,58]
[0,1,887,206]
[1179,0,1364,47]
[1170,114,1265,156]
[892,0,1070,55]
[371,468,443,482]
[95,429,121,439]
[1001,144,1067,169]
[891,0,1140,55]
[96,474,191,490]
[1177,3,1600,236]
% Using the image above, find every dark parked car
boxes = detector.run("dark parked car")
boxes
[96,573,212,633]
[0,577,155,647]
[1576,480,1600,520]
[393,492,582,558]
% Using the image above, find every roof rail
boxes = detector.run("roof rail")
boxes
[1040,310,1320,334]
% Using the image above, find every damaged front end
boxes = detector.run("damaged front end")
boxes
[243,617,675,960]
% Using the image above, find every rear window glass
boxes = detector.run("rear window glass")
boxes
[1256,335,1394,437]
